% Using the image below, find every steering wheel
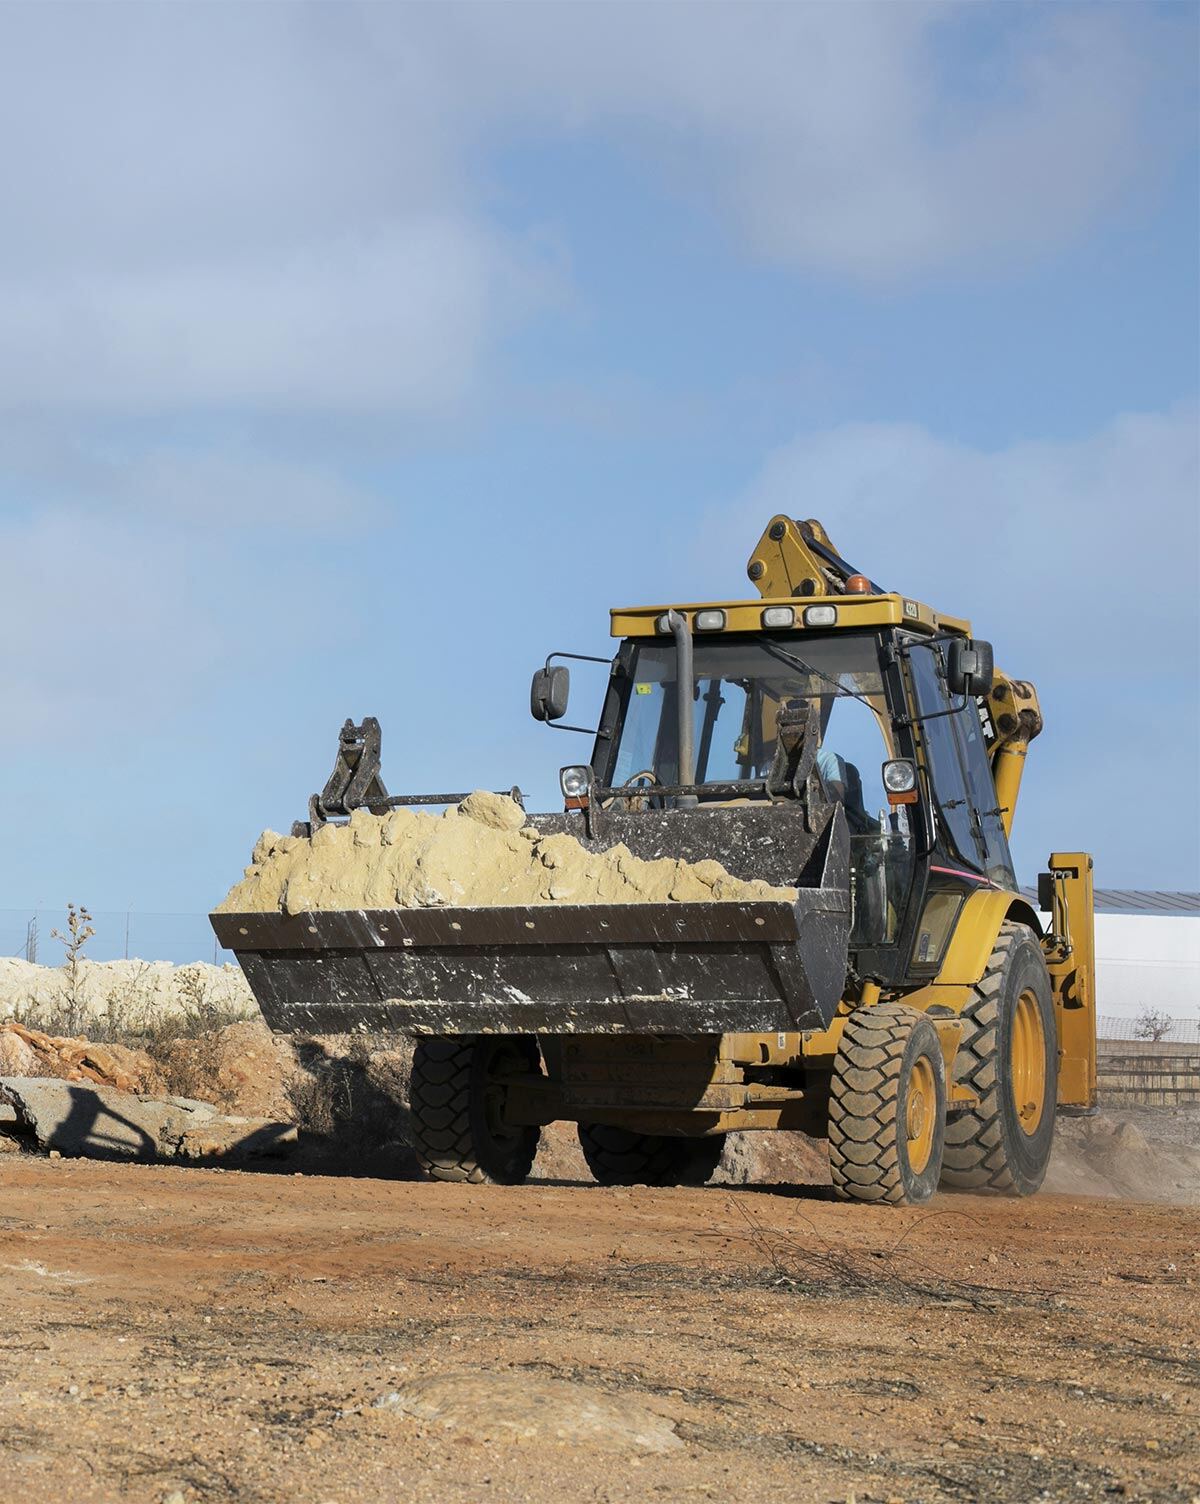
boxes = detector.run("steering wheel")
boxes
[616,769,664,812]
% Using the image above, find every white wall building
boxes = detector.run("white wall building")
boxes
[1027,888,1199,1036]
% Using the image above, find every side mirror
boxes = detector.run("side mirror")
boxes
[530,665,570,722]
[946,638,995,698]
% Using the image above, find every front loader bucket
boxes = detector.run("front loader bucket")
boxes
[211,807,850,1037]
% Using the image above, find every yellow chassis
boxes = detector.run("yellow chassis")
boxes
[506,858,1096,1138]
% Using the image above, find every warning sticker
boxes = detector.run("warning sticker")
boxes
[634,683,653,696]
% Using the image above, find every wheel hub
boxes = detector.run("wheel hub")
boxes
[1011,988,1047,1136]
[904,1055,936,1174]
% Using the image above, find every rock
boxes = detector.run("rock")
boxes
[0,1030,38,1075]
[379,1371,684,1453]
[176,1118,298,1160]
[0,1077,295,1163]
[0,1078,183,1158]
[718,1129,830,1186]
[532,1120,590,1182]
[456,790,528,832]
[0,1023,163,1093]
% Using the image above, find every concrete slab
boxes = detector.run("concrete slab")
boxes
[0,1078,296,1163]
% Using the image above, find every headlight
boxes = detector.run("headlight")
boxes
[559,765,591,800]
[694,609,726,631]
[803,604,837,627]
[761,606,795,629]
[882,759,918,803]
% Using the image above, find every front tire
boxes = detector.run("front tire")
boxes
[410,1034,541,1185]
[828,1002,947,1205]
[578,1124,725,1186]
[940,922,1057,1196]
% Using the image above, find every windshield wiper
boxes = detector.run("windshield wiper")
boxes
[759,641,887,722]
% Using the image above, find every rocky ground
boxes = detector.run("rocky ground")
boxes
[0,1158,1197,1504]
[2,1012,1199,1501]
[7,1015,1198,1202]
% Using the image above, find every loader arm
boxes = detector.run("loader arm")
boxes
[986,671,1043,839]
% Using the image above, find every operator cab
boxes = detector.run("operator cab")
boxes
[530,513,1020,990]
[532,601,1016,988]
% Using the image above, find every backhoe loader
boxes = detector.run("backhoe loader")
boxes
[212,517,1096,1204]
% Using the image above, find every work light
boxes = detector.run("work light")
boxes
[761,606,795,629]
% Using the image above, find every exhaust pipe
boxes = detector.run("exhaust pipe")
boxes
[665,610,697,807]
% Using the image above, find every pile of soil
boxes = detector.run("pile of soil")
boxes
[0,957,254,1027]
[217,791,796,915]
[1044,1114,1200,1205]
[161,1019,302,1119]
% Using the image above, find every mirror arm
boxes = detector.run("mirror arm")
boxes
[545,651,612,668]
[546,720,605,736]
[893,694,972,728]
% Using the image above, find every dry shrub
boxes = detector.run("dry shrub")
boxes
[10,963,253,1050]
[287,1035,414,1159]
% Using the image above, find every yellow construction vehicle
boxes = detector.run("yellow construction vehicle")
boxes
[213,517,1096,1204]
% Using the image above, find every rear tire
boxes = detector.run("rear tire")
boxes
[828,1002,946,1205]
[410,1034,541,1185]
[577,1124,725,1187]
[941,922,1057,1196]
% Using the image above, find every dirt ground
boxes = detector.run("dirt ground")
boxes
[1,1158,1197,1504]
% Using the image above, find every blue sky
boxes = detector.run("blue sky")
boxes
[0,0,1197,951]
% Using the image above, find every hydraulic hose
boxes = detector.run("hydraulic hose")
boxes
[665,609,697,808]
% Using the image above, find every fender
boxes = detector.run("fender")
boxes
[923,887,1041,991]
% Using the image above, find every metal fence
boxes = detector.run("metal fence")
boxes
[1097,1014,1200,1049]
[1095,1016,1200,1107]
[1,909,235,968]
[1097,1052,1200,1108]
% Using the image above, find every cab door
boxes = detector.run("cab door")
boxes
[905,638,1016,889]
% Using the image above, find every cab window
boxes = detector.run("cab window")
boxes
[906,643,984,873]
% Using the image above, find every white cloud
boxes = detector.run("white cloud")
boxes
[0,2,1183,414]
[436,1,1172,278]
[718,406,1199,639]
[0,5,550,414]
[1,219,507,414]
[699,405,1200,883]
[0,438,384,745]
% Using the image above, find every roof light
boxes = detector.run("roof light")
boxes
[694,609,726,632]
[761,606,795,629]
[803,604,838,628]
[845,574,872,594]
[655,613,676,634]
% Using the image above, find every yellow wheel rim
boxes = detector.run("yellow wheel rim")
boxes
[1011,988,1047,1136]
[905,1055,937,1174]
